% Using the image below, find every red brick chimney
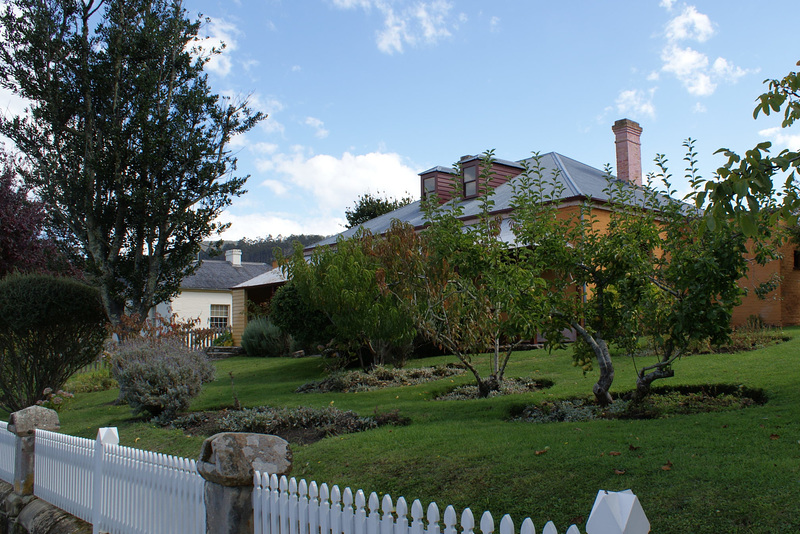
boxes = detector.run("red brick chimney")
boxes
[612,118,643,186]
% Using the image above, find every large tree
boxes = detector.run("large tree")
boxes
[0,0,264,321]
[345,191,414,229]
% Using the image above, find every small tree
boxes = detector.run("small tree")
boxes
[374,153,555,397]
[345,191,414,228]
[0,273,107,412]
[270,281,333,348]
[280,237,415,369]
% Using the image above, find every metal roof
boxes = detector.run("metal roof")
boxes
[308,151,648,249]
[232,267,288,289]
[180,260,272,291]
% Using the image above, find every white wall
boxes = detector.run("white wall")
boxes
[168,290,234,327]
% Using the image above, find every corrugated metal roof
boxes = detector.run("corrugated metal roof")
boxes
[180,260,272,291]
[233,267,288,289]
[309,151,647,249]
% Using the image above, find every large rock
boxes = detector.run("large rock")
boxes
[197,432,291,486]
[7,407,59,437]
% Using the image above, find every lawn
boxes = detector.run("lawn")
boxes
[4,329,799,533]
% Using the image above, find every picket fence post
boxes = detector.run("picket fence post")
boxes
[92,427,119,534]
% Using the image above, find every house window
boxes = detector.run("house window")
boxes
[423,176,436,198]
[209,304,229,329]
[463,165,477,197]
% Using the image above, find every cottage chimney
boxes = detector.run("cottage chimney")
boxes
[612,118,643,186]
[225,249,242,267]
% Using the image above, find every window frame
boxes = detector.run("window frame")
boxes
[209,304,229,329]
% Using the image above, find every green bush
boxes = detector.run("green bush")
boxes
[270,282,333,348]
[0,273,107,412]
[111,338,215,422]
[65,368,118,393]
[241,317,289,357]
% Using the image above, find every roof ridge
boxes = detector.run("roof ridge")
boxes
[551,152,583,197]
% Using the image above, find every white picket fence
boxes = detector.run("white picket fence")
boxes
[253,473,583,534]
[33,428,205,534]
[0,421,14,484]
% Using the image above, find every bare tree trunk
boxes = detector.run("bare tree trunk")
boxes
[573,323,614,406]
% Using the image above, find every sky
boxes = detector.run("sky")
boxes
[3,0,799,240]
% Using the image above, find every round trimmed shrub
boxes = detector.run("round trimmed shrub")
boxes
[0,273,107,412]
[111,338,215,422]
[241,317,288,357]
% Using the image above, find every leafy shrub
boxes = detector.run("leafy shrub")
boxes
[65,368,118,393]
[270,282,334,348]
[0,273,108,412]
[296,364,465,393]
[111,338,215,422]
[241,317,289,357]
[212,331,234,347]
[217,405,376,436]
[435,377,554,401]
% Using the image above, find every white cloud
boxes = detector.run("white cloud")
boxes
[196,18,240,77]
[333,0,457,54]
[305,117,330,139]
[693,102,707,113]
[255,97,286,135]
[659,0,675,10]
[489,16,500,33]
[216,211,344,241]
[259,149,419,218]
[262,179,290,196]
[657,5,751,97]
[665,5,714,43]
[250,142,280,155]
[759,127,800,151]
[616,88,656,119]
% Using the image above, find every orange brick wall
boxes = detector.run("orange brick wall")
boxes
[732,242,800,327]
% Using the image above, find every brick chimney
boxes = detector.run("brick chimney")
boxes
[612,119,643,186]
[225,249,242,267]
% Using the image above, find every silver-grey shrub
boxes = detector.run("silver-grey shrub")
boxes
[241,317,289,357]
[111,338,215,422]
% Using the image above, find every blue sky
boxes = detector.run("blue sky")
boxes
[4,1,800,240]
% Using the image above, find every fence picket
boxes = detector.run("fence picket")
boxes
[520,518,535,534]
[410,500,424,534]
[499,515,514,534]
[395,497,409,534]
[542,522,558,534]
[443,505,458,534]
[342,487,355,534]
[426,502,441,534]
[354,489,367,534]
[480,512,494,534]
[461,508,475,534]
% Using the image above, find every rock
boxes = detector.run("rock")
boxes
[7,407,59,437]
[196,433,291,487]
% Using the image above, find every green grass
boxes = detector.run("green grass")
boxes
[4,330,800,533]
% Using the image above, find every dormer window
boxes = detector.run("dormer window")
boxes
[463,165,478,197]
[423,176,436,199]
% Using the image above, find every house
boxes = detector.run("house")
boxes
[153,249,272,332]
[229,118,800,344]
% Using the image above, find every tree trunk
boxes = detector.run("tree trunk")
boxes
[573,323,614,406]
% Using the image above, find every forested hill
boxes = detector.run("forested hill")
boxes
[199,235,328,265]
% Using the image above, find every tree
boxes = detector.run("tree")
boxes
[345,191,414,228]
[0,155,75,278]
[374,153,555,397]
[0,0,265,322]
[701,60,800,233]
[0,273,108,412]
[280,237,416,369]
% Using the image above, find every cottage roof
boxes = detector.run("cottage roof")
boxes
[308,151,649,249]
[180,260,272,291]
[232,267,288,289]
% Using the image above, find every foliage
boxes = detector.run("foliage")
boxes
[345,191,414,228]
[295,364,465,393]
[0,155,75,278]
[241,317,290,357]
[203,405,378,436]
[111,338,215,422]
[280,236,416,369]
[212,331,234,347]
[0,273,107,412]
[65,368,118,393]
[0,0,265,322]
[35,388,75,413]
[373,153,554,397]
[700,60,800,234]
[270,282,333,347]
[199,234,327,264]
